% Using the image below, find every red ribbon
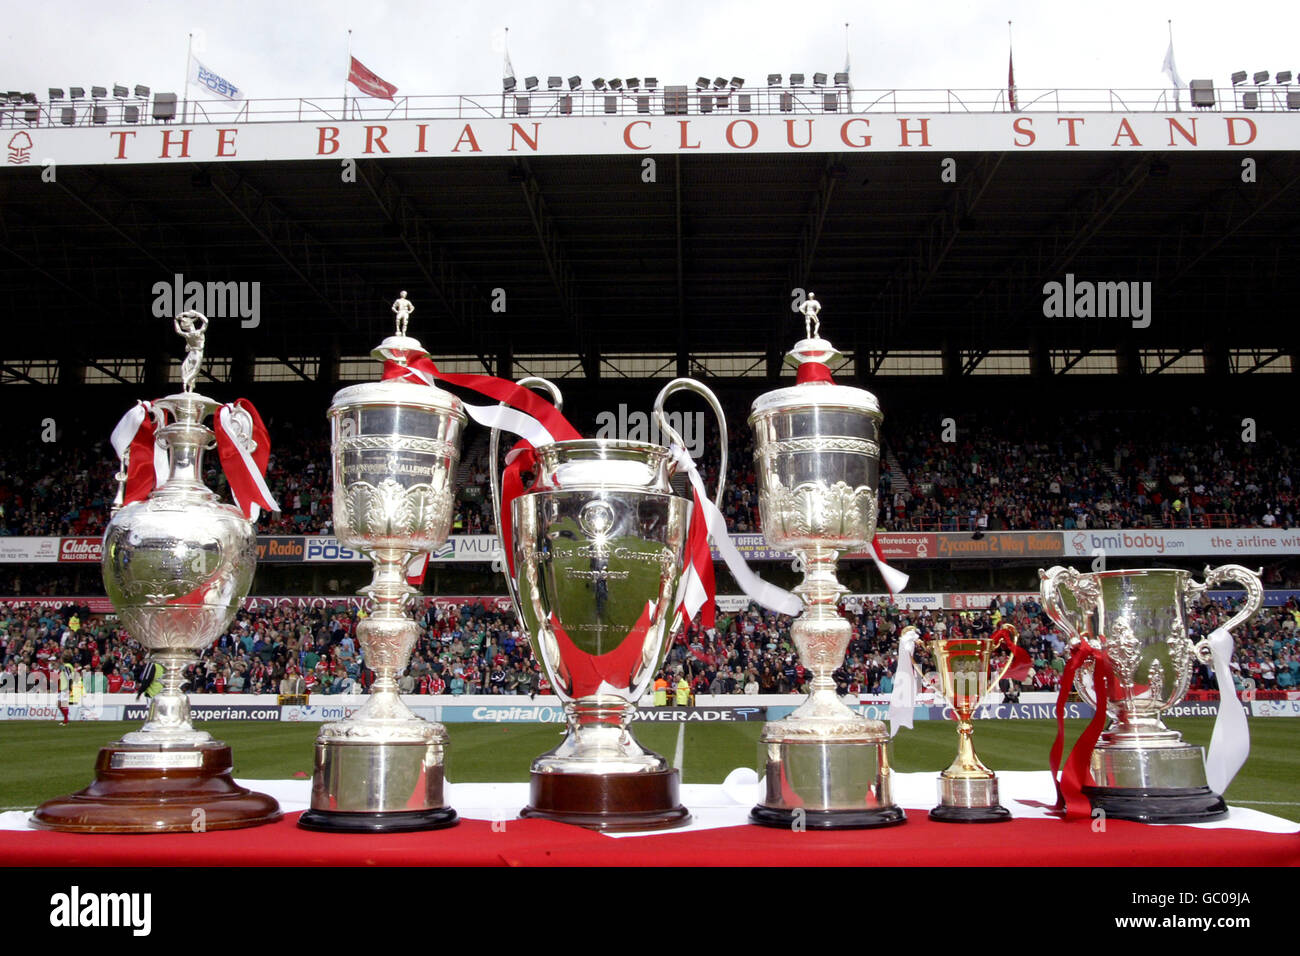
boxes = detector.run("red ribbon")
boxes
[123,408,164,504]
[548,603,656,702]
[214,398,277,520]
[381,354,580,445]
[499,440,536,578]
[677,484,717,629]
[795,361,835,385]
[991,623,1033,682]
[1048,639,1119,819]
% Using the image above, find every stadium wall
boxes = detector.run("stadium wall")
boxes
[2,692,1287,721]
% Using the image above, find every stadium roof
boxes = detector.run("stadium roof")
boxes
[1,90,1298,385]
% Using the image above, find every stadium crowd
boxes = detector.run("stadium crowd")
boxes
[2,408,1294,541]
[4,591,1298,703]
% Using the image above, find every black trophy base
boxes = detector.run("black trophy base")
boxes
[1082,785,1228,825]
[297,806,459,833]
[520,769,691,832]
[929,803,1013,824]
[749,804,908,830]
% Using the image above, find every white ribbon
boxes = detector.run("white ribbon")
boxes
[1204,626,1250,796]
[668,446,802,618]
[390,364,559,449]
[889,626,920,738]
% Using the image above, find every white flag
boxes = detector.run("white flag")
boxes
[503,49,515,81]
[1162,40,1185,89]
[189,58,244,100]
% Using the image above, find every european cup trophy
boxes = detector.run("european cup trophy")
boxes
[903,624,1019,822]
[299,293,467,832]
[33,313,281,833]
[492,378,726,831]
[1039,564,1263,823]
[748,296,906,829]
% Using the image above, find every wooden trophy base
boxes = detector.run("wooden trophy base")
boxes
[520,769,691,832]
[31,741,282,834]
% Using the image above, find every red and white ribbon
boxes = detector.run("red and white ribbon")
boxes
[869,538,909,595]
[110,401,169,504]
[676,482,718,629]
[214,399,278,521]
[1204,626,1250,796]
[668,445,802,620]
[381,354,581,586]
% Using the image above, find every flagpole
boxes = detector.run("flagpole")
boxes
[1169,20,1180,112]
[1007,20,1016,113]
[344,29,352,120]
[843,21,852,110]
[183,32,193,124]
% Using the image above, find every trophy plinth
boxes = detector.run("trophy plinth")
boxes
[1041,564,1262,824]
[30,741,281,834]
[33,312,281,834]
[301,296,465,832]
[747,298,905,830]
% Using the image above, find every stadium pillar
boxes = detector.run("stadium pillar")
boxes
[145,350,170,393]
[1030,338,1051,379]
[942,339,961,379]
[1203,340,1228,378]
[1116,342,1140,378]
[231,348,254,388]
[58,357,84,388]
[318,340,340,386]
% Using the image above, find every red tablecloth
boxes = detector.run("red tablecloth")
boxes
[3,812,1297,866]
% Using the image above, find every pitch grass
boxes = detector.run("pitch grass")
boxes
[2,718,1296,822]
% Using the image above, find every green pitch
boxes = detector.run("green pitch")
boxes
[2,718,1296,822]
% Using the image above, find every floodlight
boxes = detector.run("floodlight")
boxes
[49,88,64,100]
[790,73,804,86]
[548,76,562,89]
[70,86,85,99]
[644,77,658,89]
[768,73,782,86]
[608,78,623,90]
[568,76,581,89]
[696,77,709,89]
[1253,70,1269,84]
[1276,71,1292,84]
[113,84,128,98]
[134,84,150,97]
[524,76,538,90]
[834,72,849,85]
[813,72,827,86]
[713,77,727,89]
[730,76,744,88]
[91,85,107,98]
[625,77,639,90]
[1230,71,1248,85]
[503,76,516,92]
[593,77,606,90]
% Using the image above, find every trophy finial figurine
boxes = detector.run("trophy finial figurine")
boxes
[393,290,414,336]
[800,293,821,340]
[173,310,208,393]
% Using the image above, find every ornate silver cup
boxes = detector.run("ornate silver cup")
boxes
[491,378,724,831]
[749,295,905,829]
[300,292,466,832]
[33,312,281,833]
[1039,564,1263,823]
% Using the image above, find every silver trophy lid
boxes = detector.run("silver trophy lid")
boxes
[329,291,465,417]
[750,294,881,420]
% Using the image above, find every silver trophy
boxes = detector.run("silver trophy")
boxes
[300,292,467,832]
[33,312,281,833]
[491,378,725,831]
[749,295,905,829]
[1039,564,1263,823]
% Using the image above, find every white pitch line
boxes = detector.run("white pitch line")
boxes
[673,721,685,774]
[1231,800,1300,806]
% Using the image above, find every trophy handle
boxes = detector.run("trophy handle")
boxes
[488,376,564,638]
[1039,565,1089,648]
[990,624,1019,686]
[652,377,726,510]
[1189,564,1263,665]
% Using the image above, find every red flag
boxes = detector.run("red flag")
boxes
[348,56,397,100]
[1008,51,1017,112]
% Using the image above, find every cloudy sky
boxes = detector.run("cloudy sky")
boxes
[3,0,1298,101]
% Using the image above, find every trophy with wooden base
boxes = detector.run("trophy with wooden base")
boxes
[32,313,281,833]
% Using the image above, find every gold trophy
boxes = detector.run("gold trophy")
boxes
[904,624,1019,822]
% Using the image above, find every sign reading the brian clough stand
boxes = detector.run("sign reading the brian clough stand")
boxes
[7,112,1296,168]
